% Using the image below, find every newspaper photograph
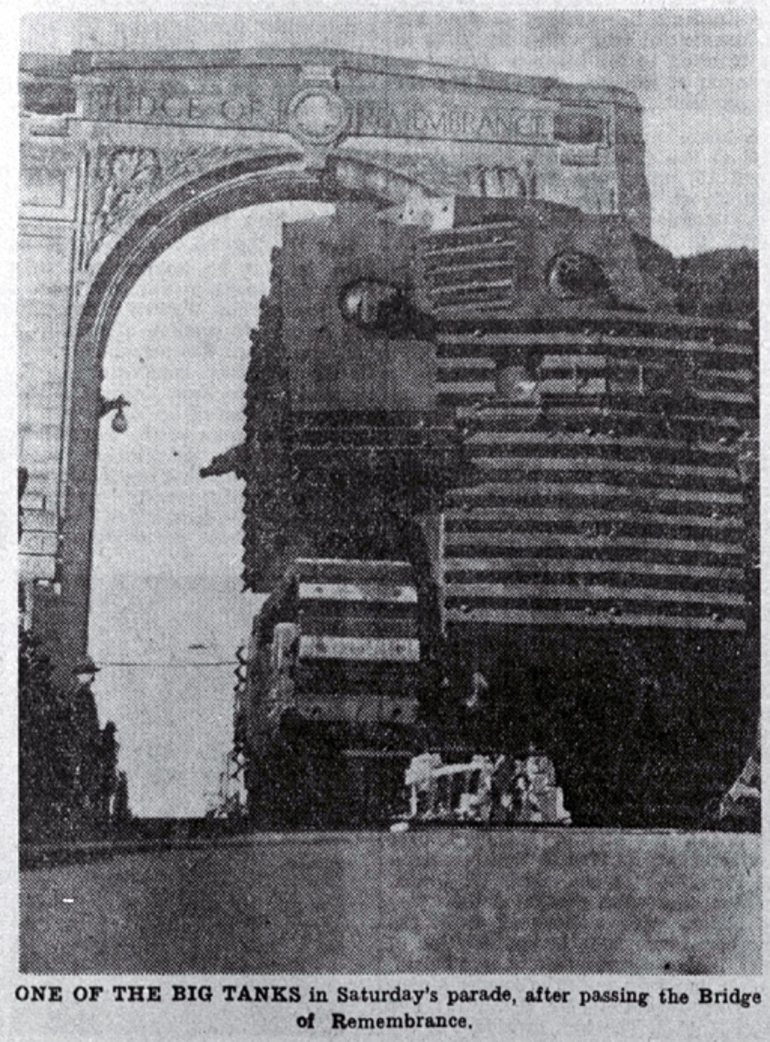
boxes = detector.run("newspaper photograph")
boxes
[6,4,765,1040]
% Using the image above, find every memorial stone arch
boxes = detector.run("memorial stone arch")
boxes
[18,47,650,678]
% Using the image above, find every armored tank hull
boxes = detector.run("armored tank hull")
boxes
[225,196,757,828]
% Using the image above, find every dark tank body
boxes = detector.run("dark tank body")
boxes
[221,195,757,828]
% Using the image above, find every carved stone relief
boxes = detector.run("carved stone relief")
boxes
[88,147,162,253]
[84,144,271,265]
[465,162,537,199]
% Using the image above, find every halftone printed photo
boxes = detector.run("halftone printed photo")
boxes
[11,6,762,1040]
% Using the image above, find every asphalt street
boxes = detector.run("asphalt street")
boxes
[20,829,761,974]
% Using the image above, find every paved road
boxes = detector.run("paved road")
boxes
[20,829,760,974]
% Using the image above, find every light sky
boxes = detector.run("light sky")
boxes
[24,9,758,816]
[90,203,333,816]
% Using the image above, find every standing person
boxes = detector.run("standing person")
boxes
[67,657,104,835]
[463,669,490,747]
[98,721,119,827]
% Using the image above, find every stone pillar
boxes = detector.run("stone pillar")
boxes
[19,113,86,681]
[57,339,103,685]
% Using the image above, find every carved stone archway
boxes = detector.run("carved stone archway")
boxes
[19,47,649,675]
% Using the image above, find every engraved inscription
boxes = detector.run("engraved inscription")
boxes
[80,72,557,144]
[353,100,553,142]
[87,87,280,128]
[81,67,284,130]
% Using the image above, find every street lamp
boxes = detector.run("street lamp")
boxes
[100,394,130,433]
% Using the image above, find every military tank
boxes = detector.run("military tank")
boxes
[206,193,756,828]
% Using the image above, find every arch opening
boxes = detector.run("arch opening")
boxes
[89,199,335,815]
[58,155,414,690]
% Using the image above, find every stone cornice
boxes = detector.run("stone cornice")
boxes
[20,47,642,109]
